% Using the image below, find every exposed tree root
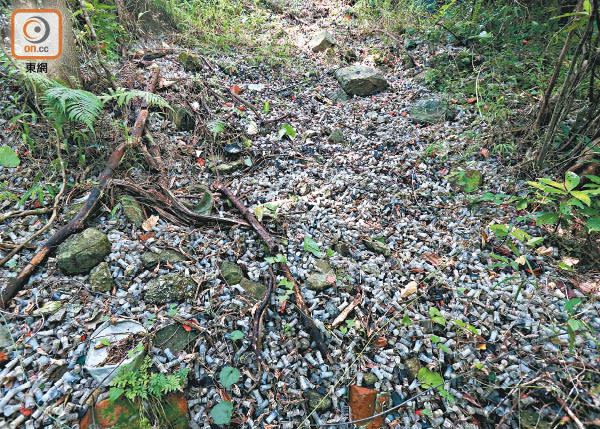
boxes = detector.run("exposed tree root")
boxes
[213,181,329,358]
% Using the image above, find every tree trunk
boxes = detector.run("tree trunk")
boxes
[12,0,81,87]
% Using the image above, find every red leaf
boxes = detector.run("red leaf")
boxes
[373,337,387,347]
[416,409,423,416]
[182,324,192,332]
[139,232,155,243]
[196,158,206,167]
[238,106,245,111]
[20,407,33,417]
[231,84,241,95]
[466,98,477,104]
[480,148,490,158]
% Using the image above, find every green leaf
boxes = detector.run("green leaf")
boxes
[564,172,580,191]
[587,216,600,232]
[440,344,450,353]
[429,307,446,326]
[585,174,600,184]
[401,314,411,326]
[430,335,441,343]
[489,224,508,237]
[99,338,111,347]
[564,298,582,315]
[230,330,244,341]
[0,146,20,168]
[207,120,226,136]
[278,123,296,140]
[417,367,444,389]
[263,101,270,114]
[303,236,323,258]
[109,387,124,402]
[219,366,240,388]
[539,177,565,189]
[536,212,559,226]
[509,228,530,241]
[421,408,432,417]
[526,237,544,247]
[528,181,566,195]
[570,190,591,206]
[210,401,233,425]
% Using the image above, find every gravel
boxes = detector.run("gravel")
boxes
[1,3,599,429]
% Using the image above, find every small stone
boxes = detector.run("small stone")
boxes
[240,278,266,300]
[404,357,421,381]
[304,389,332,411]
[309,30,335,52]
[326,88,350,104]
[328,129,345,144]
[363,373,378,386]
[89,262,114,293]
[141,249,187,269]
[297,338,311,351]
[120,195,145,227]
[247,83,265,92]
[409,97,455,124]
[144,274,196,303]
[178,51,203,71]
[363,239,391,256]
[33,301,62,316]
[334,241,351,257]
[57,228,111,274]
[335,65,388,96]
[221,261,243,285]
[168,105,195,131]
[307,273,333,291]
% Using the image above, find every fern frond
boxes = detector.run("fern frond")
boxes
[100,88,171,110]
[42,87,103,131]
[24,72,56,90]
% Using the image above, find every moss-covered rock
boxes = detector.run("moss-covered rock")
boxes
[120,195,145,227]
[220,261,243,285]
[335,65,388,96]
[141,249,187,269]
[178,51,203,72]
[57,228,111,274]
[144,274,195,303]
[89,262,114,292]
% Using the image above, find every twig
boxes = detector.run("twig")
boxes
[213,182,328,356]
[331,292,362,329]
[0,132,67,267]
[0,68,161,308]
[249,267,275,391]
[0,208,53,223]
[557,397,586,429]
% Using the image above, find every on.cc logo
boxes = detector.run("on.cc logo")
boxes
[11,9,62,59]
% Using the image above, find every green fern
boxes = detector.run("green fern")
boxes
[100,88,171,110]
[43,86,104,132]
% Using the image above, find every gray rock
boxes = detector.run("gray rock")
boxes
[328,129,345,144]
[297,338,311,351]
[89,262,114,293]
[307,273,333,291]
[221,261,243,285]
[304,389,332,411]
[309,30,335,52]
[240,278,266,300]
[168,105,195,131]
[144,274,196,303]
[57,228,111,274]
[334,241,351,257]
[178,51,203,72]
[363,372,378,386]
[327,89,349,104]
[335,65,388,96]
[363,239,391,256]
[120,195,145,227]
[141,249,187,269]
[154,323,199,353]
[214,159,245,174]
[0,324,11,348]
[409,98,455,124]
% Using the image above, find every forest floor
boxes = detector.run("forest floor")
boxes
[0,1,599,429]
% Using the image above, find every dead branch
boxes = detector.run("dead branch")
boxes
[0,68,160,308]
[0,208,53,223]
[213,182,328,356]
[331,292,363,329]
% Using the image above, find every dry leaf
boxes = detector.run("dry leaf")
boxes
[373,337,387,347]
[536,246,554,256]
[577,280,599,295]
[480,148,490,158]
[401,281,418,298]
[142,215,159,232]
[422,252,441,267]
[515,255,526,265]
[560,256,580,267]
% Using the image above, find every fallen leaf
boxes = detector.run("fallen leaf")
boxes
[576,280,599,295]
[182,324,192,332]
[401,281,418,298]
[160,79,178,88]
[142,215,159,232]
[422,252,441,267]
[373,337,387,347]
[466,97,477,104]
[536,246,554,256]
[138,232,155,243]
[515,255,527,265]
[480,148,490,158]
[560,256,579,267]
[231,84,241,95]
[326,274,337,284]
[0,350,9,363]
[477,343,486,350]
[19,407,33,417]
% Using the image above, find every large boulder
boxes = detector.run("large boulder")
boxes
[144,274,195,303]
[309,30,335,52]
[335,65,388,96]
[57,228,111,274]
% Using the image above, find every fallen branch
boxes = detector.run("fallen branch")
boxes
[249,266,275,391]
[331,292,363,329]
[0,68,160,308]
[213,182,328,356]
[0,208,53,223]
